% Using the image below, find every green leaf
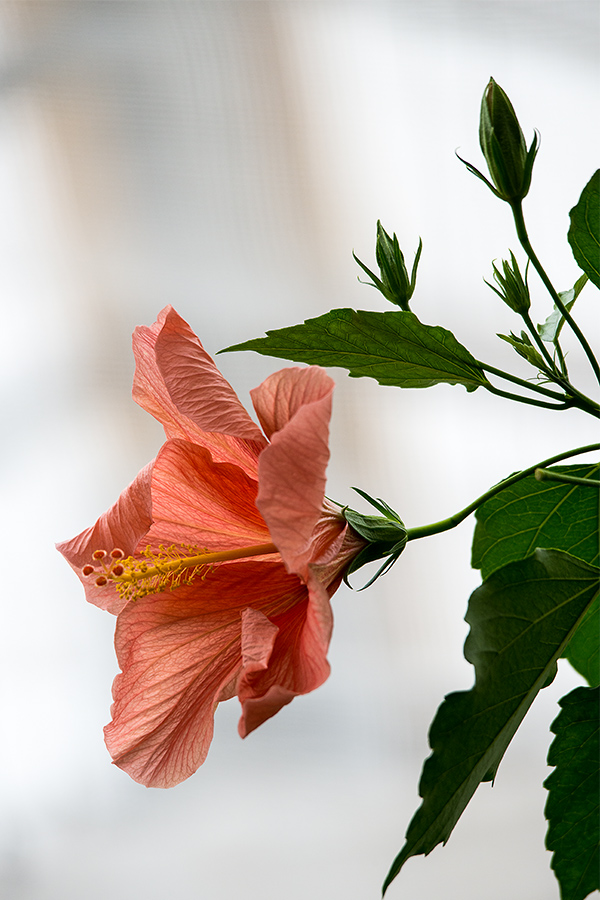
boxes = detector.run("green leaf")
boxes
[471,463,599,687]
[383,550,599,895]
[568,170,600,289]
[544,686,599,900]
[538,274,588,343]
[472,464,599,579]
[563,595,600,688]
[221,309,489,392]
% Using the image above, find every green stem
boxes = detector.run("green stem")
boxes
[406,443,600,541]
[511,201,600,384]
[534,468,600,487]
[519,310,599,411]
[554,340,568,380]
[479,361,566,400]
[484,382,573,411]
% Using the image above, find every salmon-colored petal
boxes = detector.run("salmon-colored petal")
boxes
[143,438,271,552]
[155,307,266,443]
[56,462,154,614]
[250,366,335,440]
[105,561,304,787]
[133,307,265,475]
[132,307,206,443]
[254,370,335,577]
[237,573,333,738]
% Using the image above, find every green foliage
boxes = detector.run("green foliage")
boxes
[563,596,599,689]
[383,550,600,895]
[472,464,599,579]
[538,274,588,343]
[222,309,489,391]
[568,170,600,288]
[544,686,600,900]
[471,463,599,687]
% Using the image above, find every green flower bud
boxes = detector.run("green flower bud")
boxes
[485,251,530,314]
[458,78,538,204]
[353,221,422,311]
[497,330,546,370]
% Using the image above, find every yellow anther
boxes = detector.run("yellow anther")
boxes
[98,541,278,602]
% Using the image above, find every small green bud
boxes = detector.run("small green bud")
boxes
[353,221,422,311]
[458,78,538,204]
[497,330,546,370]
[485,251,530,314]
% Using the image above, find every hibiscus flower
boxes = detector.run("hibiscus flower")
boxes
[58,306,366,788]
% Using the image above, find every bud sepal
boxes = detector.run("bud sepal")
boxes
[341,488,408,588]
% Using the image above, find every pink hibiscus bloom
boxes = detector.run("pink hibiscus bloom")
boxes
[58,307,365,788]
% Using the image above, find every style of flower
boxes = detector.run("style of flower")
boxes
[58,306,365,788]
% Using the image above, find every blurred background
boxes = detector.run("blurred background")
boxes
[0,2,598,898]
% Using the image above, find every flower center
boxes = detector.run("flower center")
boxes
[82,542,278,602]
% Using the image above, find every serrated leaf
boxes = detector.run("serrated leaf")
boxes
[221,309,489,391]
[472,464,599,579]
[544,686,599,900]
[538,274,587,343]
[568,170,600,288]
[383,550,599,895]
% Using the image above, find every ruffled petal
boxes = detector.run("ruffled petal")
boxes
[252,367,336,577]
[143,438,271,552]
[237,572,333,738]
[154,309,265,442]
[250,366,334,440]
[104,560,304,787]
[56,462,154,614]
[133,306,266,475]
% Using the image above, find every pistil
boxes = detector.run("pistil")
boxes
[83,542,279,601]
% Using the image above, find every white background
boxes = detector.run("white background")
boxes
[0,2,598,898]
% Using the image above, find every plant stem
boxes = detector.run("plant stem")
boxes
[534,468,600,487]
[484,382,572,411]
[554,340,568,379]
[406,443,600,541]
[519,310,599,411]
[511,201,600,384]
[479,361,566,400]
[480,363,599,416]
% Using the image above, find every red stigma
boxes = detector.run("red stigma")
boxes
[82,565,95,577]
[95,575,108,587]
[93,550,107,560]
[111,548,124,559]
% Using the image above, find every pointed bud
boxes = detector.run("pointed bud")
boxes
[458,78,538,204]
[353,221,422,311]
[485,251,530,314]
[479,78,538,202]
